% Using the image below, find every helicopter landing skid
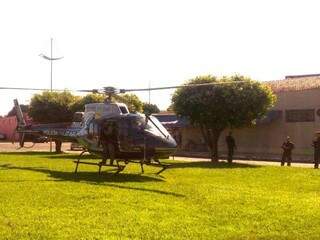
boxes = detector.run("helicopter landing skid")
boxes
[74,151,125,174]
[125,158,169,175]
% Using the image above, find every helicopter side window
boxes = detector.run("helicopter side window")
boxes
[119,106,129,114]
[102,121,118,140]
[88,122,94,139]
[88,121,99,140]
[131,118,144,131]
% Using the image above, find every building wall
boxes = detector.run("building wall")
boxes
[179,89,320,162]
[0,114,31,141]
[0,116,18,140]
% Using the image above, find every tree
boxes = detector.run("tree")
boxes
[166,104,174,112]
[71,93,105,112]
[28,91,78,153]
[7,104,29,117]
[115,94,143,113]
[172,75,276,162]
[143,103,160,115]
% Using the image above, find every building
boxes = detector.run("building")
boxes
[0,114,31,141]
[155,75,320,162]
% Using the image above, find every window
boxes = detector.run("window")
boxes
[88,121,100,140]
[119,106,128,114]
[285,109,315,122]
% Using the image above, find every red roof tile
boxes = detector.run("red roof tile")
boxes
[265,76,320,92]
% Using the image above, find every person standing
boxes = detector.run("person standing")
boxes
[312,133,320,169]
[226,132,236,163]
[98,123,109,165]
[281,136,295,166]
[98,122,117,165]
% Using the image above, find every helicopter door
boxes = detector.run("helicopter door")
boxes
[101,121,119,149]
[118,119,131,151]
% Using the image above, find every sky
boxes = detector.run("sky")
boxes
[1,0,320,116]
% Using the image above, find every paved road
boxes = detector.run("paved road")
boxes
[0,142,316,168]
[171,156,316,168]
[0,142,72,152]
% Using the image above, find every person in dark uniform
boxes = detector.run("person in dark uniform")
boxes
[281,136,295,166]
[226,132,236,163]
[312,133,320,169]
[98,122,118,165]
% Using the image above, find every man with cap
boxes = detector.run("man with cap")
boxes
[281,136,295,166]
[312,132,320,169]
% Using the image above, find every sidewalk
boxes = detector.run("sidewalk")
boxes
[0,142,316,168]
[171,156,316,168]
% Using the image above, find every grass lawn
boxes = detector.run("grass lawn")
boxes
[0,153,320,239]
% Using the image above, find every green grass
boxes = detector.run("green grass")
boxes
[0,153,320,239]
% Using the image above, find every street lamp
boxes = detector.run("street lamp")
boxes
[39,38,63,152]
[39,38,63,91]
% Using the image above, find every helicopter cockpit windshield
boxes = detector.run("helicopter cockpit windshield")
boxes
[131,115,170,139]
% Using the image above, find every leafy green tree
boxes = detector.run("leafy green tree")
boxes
[115,94,143,113]
[172,75,276,162]
[28,91,78,153]
[72,93,143,113]
[71,93,105,112]
[166,104,174,112]
[143,103,160,115]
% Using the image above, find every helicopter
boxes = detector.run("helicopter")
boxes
[12,86,178,175]
[7,81,246,174]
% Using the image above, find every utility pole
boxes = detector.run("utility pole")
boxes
[50,38,53,91]
[148,80,151,104]
[39,38,63,152]
[40,38,63,91]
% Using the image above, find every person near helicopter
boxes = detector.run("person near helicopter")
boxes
[98,121,118,165]
[281,136,295,166]
[312,132,320,169]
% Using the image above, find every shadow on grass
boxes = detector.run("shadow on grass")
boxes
[0,164,185,198]
[169,161,260,169]
[47,154,100,160]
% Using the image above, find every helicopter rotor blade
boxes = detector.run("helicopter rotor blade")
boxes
[0,80,248,94]
[76,89,104,94]
[0,86,104,94]
[120,81,248,93]
[0,87,56,91]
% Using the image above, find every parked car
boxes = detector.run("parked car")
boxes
[0,133,6,140]
[70,142,84,151]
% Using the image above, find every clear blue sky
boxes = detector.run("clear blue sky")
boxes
[1,0,320,115]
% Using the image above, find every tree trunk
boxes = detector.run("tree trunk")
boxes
[200,125,221,163]
[211,130,221,162]
[54,140,62,153]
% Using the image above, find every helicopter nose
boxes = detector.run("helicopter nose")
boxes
[165,136,177,148]
[154,135,177,149]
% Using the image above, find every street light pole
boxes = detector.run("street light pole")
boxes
[39,38,63,152]
[50,38,53,91]
[148,80,151,104]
